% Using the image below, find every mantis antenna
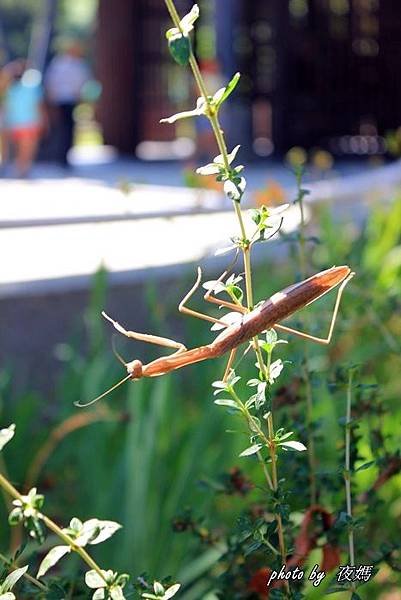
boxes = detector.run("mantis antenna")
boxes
[75,374,132,408]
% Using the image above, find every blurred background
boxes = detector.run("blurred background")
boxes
[1,0,400,161]
[1,1,401,599]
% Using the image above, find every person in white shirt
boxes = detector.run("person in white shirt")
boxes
[45,39,91,167]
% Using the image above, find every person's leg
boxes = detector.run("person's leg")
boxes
[0,130,10,167]
[58,103,76,166]
[15,130,39,177]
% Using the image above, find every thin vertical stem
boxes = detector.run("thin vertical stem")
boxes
[296,172,317,505]
[266,412,287,574]
[345,369,355,566]
[163,2,288,593]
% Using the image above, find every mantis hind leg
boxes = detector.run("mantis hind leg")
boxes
[178,267,231,326]
[203,267,247,314]
[223,348,237,382]
[102,312,187,355]
[274,271,355,345]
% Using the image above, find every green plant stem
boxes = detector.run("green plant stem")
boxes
[0,455,13,514]
[345,369,355,567]
[0,551,48,592]
[164,1,288,592]
[0,471,108,585]
[266,412,287,580]
[231,389,273,491]
[264,351,288,589]
[164,0,269,381]
[296,177,317,505]
[232,387,289,595]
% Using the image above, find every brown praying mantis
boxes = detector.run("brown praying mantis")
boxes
[76,263,354,407]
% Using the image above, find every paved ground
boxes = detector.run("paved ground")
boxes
[0,153,399,297]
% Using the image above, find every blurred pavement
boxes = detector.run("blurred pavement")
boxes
[0,155,400,297]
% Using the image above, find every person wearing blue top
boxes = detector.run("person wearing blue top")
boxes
[2,59,45,177]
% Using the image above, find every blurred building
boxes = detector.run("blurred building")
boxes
[96,0,401,157]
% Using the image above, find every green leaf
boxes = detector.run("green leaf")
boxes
[1,566,28,593]
[277,431,293,442]
[37,546,71,578]
[167,34,191,66]
[239,443,263,457]
[8,508,23,526]
[213,72,241,107]
[264,329,277,349]
[280,440,307,452]
[355,460,375,472]
[0,424,15,452]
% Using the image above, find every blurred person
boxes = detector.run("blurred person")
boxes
[2,60,44,177]
[45,38,91,167]
[0,66,10,166]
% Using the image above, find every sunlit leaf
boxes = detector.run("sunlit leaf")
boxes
[85,570,111,589]
[214,398,239,409]
[179,4,199,35]
[0,424,15,452]
[280,440,307,452]
[224,177,246,201]
[164,583,181,599]
[268,359,284,383]
[37,546,71,578]
[153,582,165,595]
[160,98,206,123]
[1,566,28,592]
[196,162,221,175]
[239,443,263,457]
[211,312,242,331]
[76,519,122,547]
[110,586,125,600]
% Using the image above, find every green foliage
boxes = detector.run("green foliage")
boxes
[1,0,401,598]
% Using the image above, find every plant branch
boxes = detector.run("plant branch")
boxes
[345,368,355,567]
[164,2,288,593]
[0,471,108,585]
[295,170,317,505]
